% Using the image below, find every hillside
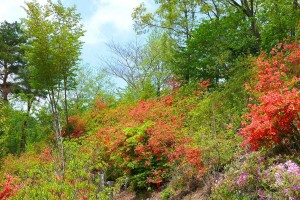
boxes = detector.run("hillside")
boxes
[0,0,299,199]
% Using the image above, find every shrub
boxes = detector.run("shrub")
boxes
[211,150,300,199]
[0,143,109,199]
[240,41,300,150]
[0,174,20,199]
[161,188,174,200]
[88,94,204,190]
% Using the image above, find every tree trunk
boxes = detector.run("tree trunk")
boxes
[2,62,9,102]
[183,2,191,82]
[250,19,260,40]
[49,88,65,173]
[63,77,69,137]
[291,0,299,37]
[19,98,33,154]
[19,120,27,154]
[230,0,261,51]
[156,80,161,97]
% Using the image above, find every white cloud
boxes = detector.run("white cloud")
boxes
[0,0,150,45]
[0,0,52,22]
[0,0,26,22]
[83,0,142,45]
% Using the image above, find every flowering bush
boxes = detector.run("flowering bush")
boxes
[65,115,86,138]
[211,150,300,199]
[0,174,20,199]
[87,94,204,190]
[0,144,108,199]
[240,41,300,150]
[265,160,300,199]
[0,91,205,197]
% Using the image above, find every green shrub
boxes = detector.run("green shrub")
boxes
[161,188,174,200]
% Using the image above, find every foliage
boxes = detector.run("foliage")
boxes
[132,0,200,41]
[23,0,84,121]
[187,61,252,172]
[0,174,20,199]
[132,0,202,82]
[0,141,113,199]
[161,187,174,200]
[23,0,84,91]
[259,0,300,51]
[68,65,116,115]
[23,0,85,172]
[211,150,300,199]
[0,101,9,159]
[133,0,299,84]
[240,41,300,151]
[103,36,171,100]
[86,92,204,190]
[142,33,172,97]
[0,102,51,159]
[0,21,26,102]
[187,14,258,84]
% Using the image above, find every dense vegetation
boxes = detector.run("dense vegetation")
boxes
[0,0,299,199]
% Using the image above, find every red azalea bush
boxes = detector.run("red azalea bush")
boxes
[87,93,205,190]
[0,174,20,199]
[67,115,86,138]
[240,41,300,150]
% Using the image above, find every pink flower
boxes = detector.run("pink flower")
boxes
[237,172,248,185]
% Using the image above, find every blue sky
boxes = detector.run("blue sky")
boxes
[0,0,154,87]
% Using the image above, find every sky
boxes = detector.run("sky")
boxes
[0,0,154,87]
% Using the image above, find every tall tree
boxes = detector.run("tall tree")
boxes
[68,65,116,115]
[0,21,26,102]
[223,0,300,51]
[227,0,260,40]
[187,11,258,84]
[50,1,84,136]
[13,66,46,154]
[133,0,299,84]
[132,0,202,82]
[102,40,145,91]
[142,33,172,97]
[259,0,300,50]
[102,36,171,100]
[23,0,84,171]
[187,0,300,83]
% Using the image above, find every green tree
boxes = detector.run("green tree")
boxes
[227,0,299,51]
[0,21,26,102]
[259,0,300,51]
[187,12,258,84]
[132,0,202,82]
[141,33,172,97]
[23,0,84,171]
[133,0,299,84]
[13,66,47,154]
[227,0,261,44]
[68,65,116,115]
